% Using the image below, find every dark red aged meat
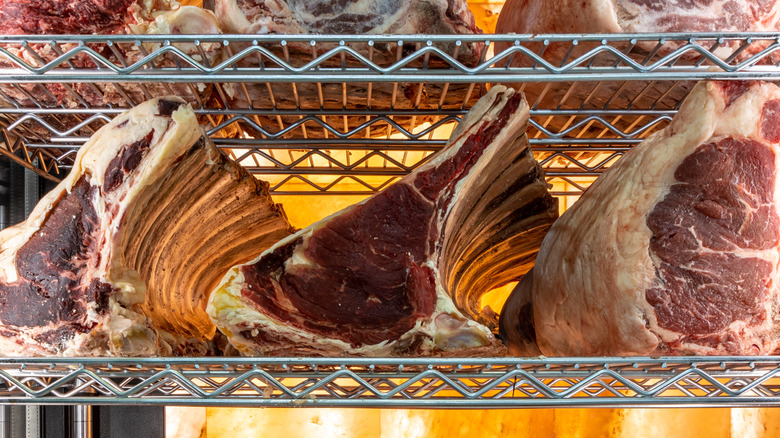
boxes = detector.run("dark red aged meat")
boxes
[0,0,222,113]
[208,86,558,357]
[0,0,137,35]
[0,96,292,356]
[500,81,780,356]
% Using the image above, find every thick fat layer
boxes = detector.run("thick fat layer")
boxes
[615,0,780,33]
[221,0,478,35]
[521,81,780,357]
[209,87,534,357]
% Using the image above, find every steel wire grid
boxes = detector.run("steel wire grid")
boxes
[0,33,778,196]
[0,357,778,407]
[0,34,778,408]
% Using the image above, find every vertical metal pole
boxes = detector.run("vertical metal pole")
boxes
[7,407,25,438]
[0,406,11,438]
[71,406,92,438]
[25,406,39,438]
[8,157,26,226]
[23,161,38,218]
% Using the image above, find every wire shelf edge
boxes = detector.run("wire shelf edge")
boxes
[0,356,777,407]
[1,32,779,196]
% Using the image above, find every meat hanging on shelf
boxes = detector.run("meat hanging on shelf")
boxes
[496,0,780,37]
[213,0,487,139]
[207,85,558,357]
[500,80,780,356]
[494,0,780,138]
[0,96,293,356]
[216,0,484,65]
[0,0,223,110]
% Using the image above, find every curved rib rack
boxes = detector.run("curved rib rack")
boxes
[1,357,779,407]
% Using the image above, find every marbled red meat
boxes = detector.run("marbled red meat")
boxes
[500,81,780,356]
[0,96,292,356]
[209,86,558,357]
[0,0,137,35]
[0,0,222,115]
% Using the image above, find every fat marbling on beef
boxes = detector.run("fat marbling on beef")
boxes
[207,85,558,357]
[494,0,780,139]
[500,80,780,356]
[216,0,482,61]
[0,96,292,356]
[213,0,486,139]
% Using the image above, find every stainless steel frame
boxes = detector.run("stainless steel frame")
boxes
[0,33,779,409]
[0,33,776,199]
[0,357,778,407]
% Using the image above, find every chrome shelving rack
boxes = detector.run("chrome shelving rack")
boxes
[1,33,779,198]
[1,33,780,408]
[1,357,780,408]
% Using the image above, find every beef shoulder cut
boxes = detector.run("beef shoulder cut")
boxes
[0,96,292,356]
[500,81,780,356]
[207,85,558,357]
[495,0,780,68]
[495,0,780,36]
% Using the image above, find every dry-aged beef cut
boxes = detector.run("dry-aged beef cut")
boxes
[496,0,780,37]
[494,0,780,140]
[207,85,558,357]
[0,0,222,111]
[214,0,485,139]
[0,96,292,356]
[216,0,483,65]
[500,81,780,356]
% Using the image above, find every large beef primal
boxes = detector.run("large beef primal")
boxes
[216,0,483,64]
[0,96,292,356]
[207,85,558,357]
[494,0,780,138]
[496,0,780,36]
[501,81,780,356]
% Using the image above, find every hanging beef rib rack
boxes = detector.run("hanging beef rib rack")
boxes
[2,33,780,406]
[0,96,292,356]
[207,85,557,357]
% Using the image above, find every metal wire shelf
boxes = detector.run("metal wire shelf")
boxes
[0,357,778,407]
[0,34,779,408]
[0,33,777,196]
